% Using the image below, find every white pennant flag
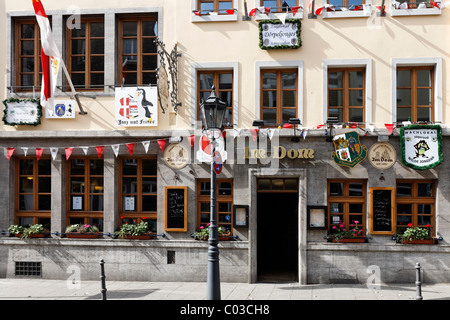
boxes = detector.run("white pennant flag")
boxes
[392,0,400,8]
[302,129,308,139]
[363,4,371,14]
[50,147,58,160]
[22,147,28,156]
[274,12,287,24]
[268,129,275,140]
[367,124,375,133]
[81,146,89,155]
[111,144,120,157]
[417,2,427,8]
[142,141,150,153]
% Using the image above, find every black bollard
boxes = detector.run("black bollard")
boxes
[415,262,423,300]
[100,259,107,300]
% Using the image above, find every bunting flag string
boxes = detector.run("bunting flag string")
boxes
[65,147,74,160]
[7,148,14,160]
[126,143,135,156]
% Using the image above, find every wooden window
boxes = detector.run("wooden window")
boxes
[67,158,104,230]
[261,69,298,127]
[396,180,435,234]
[118,158,157,231]
[327,0,365,10]
[15,19,42,91]
[66,17,104,91]
[15,157,51,228]
[197,70,233,127]
[260,0,299,12]
[118,15,158,86]
[328,180,367,235]
[396,66,434,123]
[328,68,365,124]
[197,179,233,233]
[199,0,233,14]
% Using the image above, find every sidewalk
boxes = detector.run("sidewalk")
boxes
[1,278,450,300]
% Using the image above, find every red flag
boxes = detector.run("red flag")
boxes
[96,146,104,159]
[353,5,362,10]
[315,7,324,14]
[376,5,386,13]
[282,123,292,129]
[226,9,235,14]
[157,139,166,152]
[430,1,440,8]
[187,135,195,148]
[385,124,394,135]
[249,8,257,16]
[264,7,271,15]
[65,147,73,160]
[126,143,135,156]
[292,6,301,15]
[36,148,44,161]
[250,128,259,141]
[7,148,15,160]
[194,11,200,16]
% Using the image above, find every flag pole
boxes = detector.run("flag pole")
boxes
[59,59,87,115]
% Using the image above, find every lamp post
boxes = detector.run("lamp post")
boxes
[200,86,227,300]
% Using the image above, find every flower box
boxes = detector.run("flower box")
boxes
[66,233,101,239]
[401,238,436,244]
[123,233,157,240]
[330,237,367,243]
[14,233,48,238]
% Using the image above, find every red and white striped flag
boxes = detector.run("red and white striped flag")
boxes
[32,0,60,108]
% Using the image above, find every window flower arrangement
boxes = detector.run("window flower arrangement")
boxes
[329,220,364,242]
[9,224,47,239]
[193,224,231,241]
[65,224,100,238]
[116,220,156,239]
[398,223,433,243]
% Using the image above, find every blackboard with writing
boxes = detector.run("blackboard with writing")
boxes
[165,187,188,232]
[370,188,394,234]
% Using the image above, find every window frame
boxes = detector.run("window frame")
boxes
[197,179,234,234]
[391,0,442,16]
[327,67,366,124]
[322,0,372,18]
[191,0,238,22]
[66,157,104,228]
[117,14,158,87]
[260,68,299,127]
[327,179,367,236]
[118,157,158,229]
[14,157,52,226]
[66,16,105,91]
[395,65,434,123]
[396,180,435,236]
[254,0,304,19]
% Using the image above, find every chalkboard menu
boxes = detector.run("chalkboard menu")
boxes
[165,187,188,232]
[370,188,394,234]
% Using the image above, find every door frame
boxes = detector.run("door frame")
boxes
[248,168,307,284]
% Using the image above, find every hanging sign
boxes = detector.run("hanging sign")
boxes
[196,134,227,163]
[2,98,42,126]
[331,131,368,168]
[368,142,397,170]
[115,87,158,126]
[400,124,443,170]
[46,100,76,118]
[259,19,302,50]
[164,143,190,170]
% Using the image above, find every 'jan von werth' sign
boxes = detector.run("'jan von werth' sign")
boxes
[259,19,302,50]
[400,124,443,170]
[115,87,158,127]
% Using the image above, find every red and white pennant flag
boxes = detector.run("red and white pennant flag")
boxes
[32,0,61,110]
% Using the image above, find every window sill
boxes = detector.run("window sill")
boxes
[391,8,441,16]
[255,12,304,20]
[191,12,238,22]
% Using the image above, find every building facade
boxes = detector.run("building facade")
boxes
[0,0,450,284]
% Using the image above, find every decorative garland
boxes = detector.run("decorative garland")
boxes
[259,19,302,50]
[2,98,42,126]
[399,124,443,170]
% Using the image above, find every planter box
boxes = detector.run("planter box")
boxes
[401,239,436,244]
[122,234,157,240]
[331,237,367,243]
[14,233,48,238]
[66,233,101,239]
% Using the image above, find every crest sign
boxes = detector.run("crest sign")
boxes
[331,131,368,168]
[400,125,443,170]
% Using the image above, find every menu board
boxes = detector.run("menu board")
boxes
[370,188,394,234]
[165,187,188,232]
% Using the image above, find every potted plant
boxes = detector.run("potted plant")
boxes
[65,224,100,238]
[193,224,232,241]
[9,224,48,239]
[116,221,156,239]
[328,220,367,243]
[397,223,436,244]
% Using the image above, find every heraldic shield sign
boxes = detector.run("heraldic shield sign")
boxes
[332,131,368,168]
[400,124,443,170]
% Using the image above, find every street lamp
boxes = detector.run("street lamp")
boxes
[200,86,227,300]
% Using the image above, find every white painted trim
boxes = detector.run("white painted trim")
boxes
[191,0,239,22]
[322,59,373,125]
[190,62,239,128]
[254,60,304,123]
[391,57,442,124]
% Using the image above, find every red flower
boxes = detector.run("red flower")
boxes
[142,216,147,220]
[408,223,413,227]
[120,216,124,219]
[426,224,431,228]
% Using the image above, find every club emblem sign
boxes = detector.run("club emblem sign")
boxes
[331,131,368,168]
[400,125,443,170]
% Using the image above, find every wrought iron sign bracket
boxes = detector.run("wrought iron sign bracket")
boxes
[155,38,182,114]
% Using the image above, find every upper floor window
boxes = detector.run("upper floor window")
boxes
[391,0,442,15]
[118,15,158,86]
[260,69,298,127]
[261,0,299,12]
[66,17,105,91]
[198,0,233,14]
[327,0,365,10]
[197,70,233,128]
[328,67,365,124]
[15,19,43,91]
[396,66,434,123]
